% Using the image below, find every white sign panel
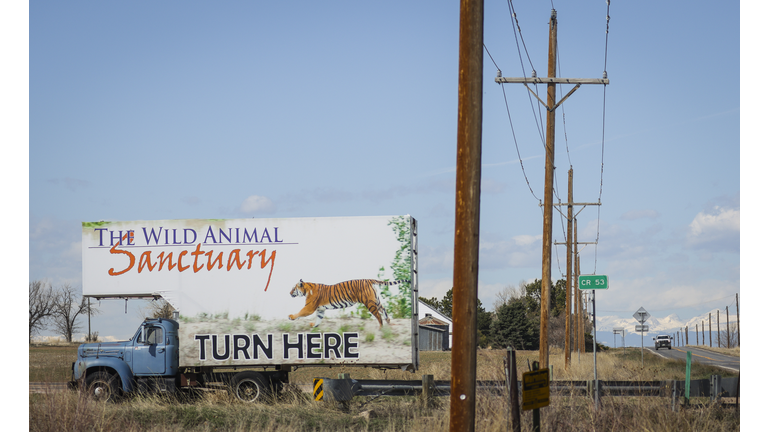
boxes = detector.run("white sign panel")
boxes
[633,307,650,324]
[82,216,417,367]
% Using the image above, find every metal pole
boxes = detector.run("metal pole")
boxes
[709,313,712,347]
[565,168,573,369]
[88,297,92,342]
[450,0,483,430]
[592,289,599,410]
[539,8,558,370]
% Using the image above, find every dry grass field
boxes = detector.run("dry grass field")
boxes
[29,344,739,431]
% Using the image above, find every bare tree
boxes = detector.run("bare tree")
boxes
[716,323,739,348]
[52,284,99,343]
[29,281,57,341]
[141,298,175,319]
[493,280,527,312]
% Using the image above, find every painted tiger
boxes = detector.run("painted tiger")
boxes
[288,279,410,328]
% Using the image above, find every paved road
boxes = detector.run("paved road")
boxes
[648,346,739,372]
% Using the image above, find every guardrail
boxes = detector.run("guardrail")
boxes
[314,375,739,406]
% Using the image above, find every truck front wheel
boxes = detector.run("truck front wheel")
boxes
[85,371,119,402]
[230,371,269,403]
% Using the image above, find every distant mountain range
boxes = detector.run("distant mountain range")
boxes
[592,308,737,348]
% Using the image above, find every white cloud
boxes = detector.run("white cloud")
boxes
[513,234,541,246]
[688,206,739,236]
[686,206,739,252]
[239,195,275,215]
[418,277,453,300]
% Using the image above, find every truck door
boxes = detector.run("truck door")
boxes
[133,325,167,375]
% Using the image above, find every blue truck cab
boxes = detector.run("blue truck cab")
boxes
[72,318,179,401]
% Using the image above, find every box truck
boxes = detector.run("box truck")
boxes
[71,215,419,402]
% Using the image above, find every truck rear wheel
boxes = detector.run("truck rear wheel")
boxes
[230,371,269,403]
[85,371,119,402]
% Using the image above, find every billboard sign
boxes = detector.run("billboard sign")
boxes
[82,216,417,368]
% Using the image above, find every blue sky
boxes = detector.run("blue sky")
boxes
[21,1,745,341]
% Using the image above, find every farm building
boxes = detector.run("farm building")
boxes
[417,300,453,350]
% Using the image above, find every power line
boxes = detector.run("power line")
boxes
[594,0,612,275]
[498,78,541,203]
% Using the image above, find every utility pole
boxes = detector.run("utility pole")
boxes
[564,169,573,369]
[537,9,558,370]
[495,9,609,369]
[450,0,483,430]
[553,190,599,369]
[574,218,581,357]
[709,313,712,347]
[717,310,721,348]
[726,306,730,349]
[575,218,584,356]
[736,294,740,347]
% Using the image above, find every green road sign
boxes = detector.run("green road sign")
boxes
[578,275,609,290]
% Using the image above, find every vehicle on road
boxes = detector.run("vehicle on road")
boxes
[653,334,672,350]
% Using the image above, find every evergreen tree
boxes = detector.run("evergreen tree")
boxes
[523,278,567,317]
[491,300,539,350]
[476,300,493,348]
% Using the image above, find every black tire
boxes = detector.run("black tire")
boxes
[668,346,671,350]
[230,371,269,403]
[85,371,120,402]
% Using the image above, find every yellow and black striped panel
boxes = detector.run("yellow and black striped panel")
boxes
[313,378,323,401]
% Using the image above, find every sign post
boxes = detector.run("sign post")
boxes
[634,307,651,367]
[578,275,608,409]
[522,363,550,431]
[612,327,625,355]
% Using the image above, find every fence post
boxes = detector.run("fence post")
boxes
[508,348,521,432]
[684,352,692,405]
[671,381,677,411]
[710,375,721,402]
[421,374,434,407]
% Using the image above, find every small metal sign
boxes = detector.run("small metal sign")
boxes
[633,307,650,324]
[521,368,550,410]
[635,325,649,332]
